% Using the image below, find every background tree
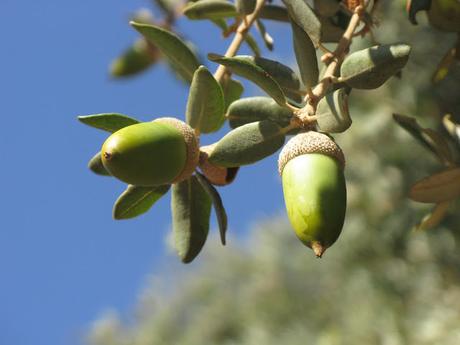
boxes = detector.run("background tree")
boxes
[85,1,460,343]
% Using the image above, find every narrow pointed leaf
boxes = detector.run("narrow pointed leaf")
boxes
[208,54,286,106]
[259,5,289,22]
[186,66,225,133]
[255,19,274,51]
[131,22,200,83]
[409,168,460,203]
[316,88,352,133]
[415,201,450,231]
[171,176,212,263]
[208,120,286,167]
[196,172,228,245]
[340,44,411,89]
[222,78,244,111]
[78,113,140,132]
[290,20,319,89]
[88,153,111,176]
[236,0,256,15]
[244,33,261,57]
[113,184,170,220]
[283,0,321,47]
[253,56,302,102]
[227,97,293,128]
[393,114,453,164]
[183,0,238,19]
[110,39,159,78]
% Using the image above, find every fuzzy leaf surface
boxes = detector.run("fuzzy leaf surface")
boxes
[171,176,212,263]
[186,66,225,133]
[208,120,286,167]
[409,168,460,203]
[227,97,293,128]
[78,113,140,133]
[340,44,411,89]
[113,184,170,220]
[283,0,321,46]
[252,56,302,103]
[183,0,238,19]
[290,20,319,89]
[131,22,200,83]
[208,54,286,106]
[88,153,111,176]
[196,172,228,245]
[316,88,352,133]
[222,78,244,111]
[259,5,289,21]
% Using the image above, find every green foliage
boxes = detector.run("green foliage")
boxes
[113,184,170,220]
[171,176,212,263]
[186,66,225,133]
[208,54,287,106]
[208,120,286,167]
[79,0,460,262]
[131,22,201,83]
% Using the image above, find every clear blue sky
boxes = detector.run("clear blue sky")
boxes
[0,1,294,344]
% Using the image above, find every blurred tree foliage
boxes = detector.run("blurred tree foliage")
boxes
[87,1,460,344]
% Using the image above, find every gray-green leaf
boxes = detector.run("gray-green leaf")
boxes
[340,44,412,89]
[88,153,111,176]
[283,0,321,47]
[253,56,302,102]
[316,88,352,133]
[255,19,274,51]
[186,66,225,133]
[195,172,228,245]
[259,5,289,22]
[236,0,256,15]
[244,33,262,57]
[208,54,286,106]
[78,113,140,133]
[393,114,453,165]
[208,120,286,167]
[222,78,244,111]
[227,97,293,128]
[113,184,170,220]
[131,22,200,83]
[171,176,212,263]
[183,0,238,20]
[290,20,319,89]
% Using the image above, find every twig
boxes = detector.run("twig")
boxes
[296,5,365,123]
[214,0,267,83]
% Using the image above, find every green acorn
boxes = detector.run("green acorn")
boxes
[279,131,347,257]
[101,117,199,186]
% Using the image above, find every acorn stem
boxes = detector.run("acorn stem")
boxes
[311,242,326,258]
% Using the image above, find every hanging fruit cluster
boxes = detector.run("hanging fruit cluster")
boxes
[79,0,418,262]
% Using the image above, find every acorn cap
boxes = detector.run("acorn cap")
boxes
[278,131,345,176]
[198,144,239,186]
[153,117,200,184]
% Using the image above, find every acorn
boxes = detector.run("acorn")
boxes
[101,117,199,186]
[278,131,347,257]
[198,144,239,186]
